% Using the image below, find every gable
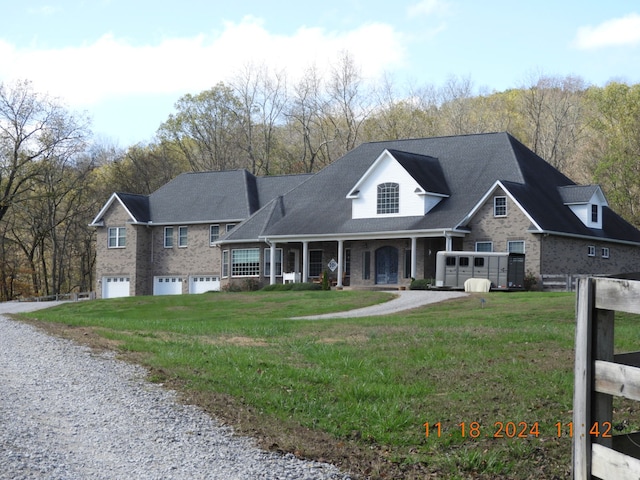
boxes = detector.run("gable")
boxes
[347,149,449,219]
[90,192,148,226]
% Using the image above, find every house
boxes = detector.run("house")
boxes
[91,132,640,297]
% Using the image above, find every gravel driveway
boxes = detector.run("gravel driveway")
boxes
[0,301,348,480]
[0,292,464,479]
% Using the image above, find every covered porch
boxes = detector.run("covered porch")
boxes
[262,231,465,288]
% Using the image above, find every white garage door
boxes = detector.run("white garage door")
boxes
[153,277,183,296]
[103,276,130,298]
[189,276,220,293]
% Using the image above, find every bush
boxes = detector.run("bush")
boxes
[321,271,330,291]
[261,282,322,292]
[410,279,431,290]
[524,271,539,291]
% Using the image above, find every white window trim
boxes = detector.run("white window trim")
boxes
[507,240,525,254]
[475,241,493,252]
[178,226,188,248]
[222,250,229,278]
[494,196,507,217]
[587,245,596,257]
[602,247,610,259]
[231,248,260,277]
[210,224,220,245]
[164,227,174,248]
[107,227,126,248]
[263,248,283,277]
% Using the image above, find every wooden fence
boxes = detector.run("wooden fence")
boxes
[573,276,640,479]
[18,291,96,302]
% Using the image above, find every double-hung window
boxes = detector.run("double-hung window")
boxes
[164,227,174,248]
[508,240,525,254]
[210,225,220,245]
[377,183,399,214]
[494,196,507,217]
[178,226,188,247]
[107,227,126,248]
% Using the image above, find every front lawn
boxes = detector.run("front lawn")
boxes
[19,290,640,479]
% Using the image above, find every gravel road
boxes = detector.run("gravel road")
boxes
[0,301,349,480]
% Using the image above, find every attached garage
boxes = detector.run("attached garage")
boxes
[102,276,130,298]
[189,275,220,293]
[153,277,183,295]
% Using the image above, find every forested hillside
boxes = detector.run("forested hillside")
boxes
[2,54,639,299]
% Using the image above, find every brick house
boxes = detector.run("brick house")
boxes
[90,132,640,297]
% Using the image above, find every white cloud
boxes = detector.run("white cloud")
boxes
[574,13,640,49]
[0,16,406,106]
[406,0,450,18]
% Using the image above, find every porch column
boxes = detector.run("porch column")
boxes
[302,241,309,282]
[270,242,277,285]
[445,233,453,251]
[410,236,417,279]
[337,239,344,288]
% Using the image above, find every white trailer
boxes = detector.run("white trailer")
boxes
[435,251,525,290]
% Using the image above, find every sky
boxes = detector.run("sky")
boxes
[2,0,640,146]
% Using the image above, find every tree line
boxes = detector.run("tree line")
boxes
[1,54,639,299]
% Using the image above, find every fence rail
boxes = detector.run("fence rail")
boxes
[573,276,640,479]
[18,291,96,302]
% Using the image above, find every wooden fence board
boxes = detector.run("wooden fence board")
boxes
[595,360,640,402]
[594,277,640,314]
[592,443,640,480]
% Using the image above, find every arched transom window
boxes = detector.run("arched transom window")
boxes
[377,182,399,214]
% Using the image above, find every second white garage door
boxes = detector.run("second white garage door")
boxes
[153,277,183,295]
[189,276,220,293]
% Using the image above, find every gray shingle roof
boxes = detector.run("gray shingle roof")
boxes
[222,132,640,244]
[557,185,601,204]
[116,193,150,223]
[145,170,310,224]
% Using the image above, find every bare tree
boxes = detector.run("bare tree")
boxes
[0,80,90,223]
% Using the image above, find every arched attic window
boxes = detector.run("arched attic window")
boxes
[377,182,399,214]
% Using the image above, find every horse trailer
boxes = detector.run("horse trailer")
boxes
[435,251,525,290]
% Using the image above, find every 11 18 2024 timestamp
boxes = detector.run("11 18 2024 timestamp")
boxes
[423,421,612,439]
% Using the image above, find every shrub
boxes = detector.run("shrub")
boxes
[291,282,322,291]
[410,279,431,290]
[524,271,539,291]
[321,271,330,291]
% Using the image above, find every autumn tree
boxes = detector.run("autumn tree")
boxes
[157,83,244,172]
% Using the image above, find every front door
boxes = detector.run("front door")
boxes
[375,246,398,284]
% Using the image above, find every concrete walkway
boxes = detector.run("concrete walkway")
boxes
[292,290,467,319]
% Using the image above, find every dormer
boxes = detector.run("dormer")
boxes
[558,185,608,229]
[347,149,450,219]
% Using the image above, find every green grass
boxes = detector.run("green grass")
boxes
[19,290,640,479]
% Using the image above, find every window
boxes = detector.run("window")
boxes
[264,248,283,277]
[474,257,485,267]
[309,250,323,277]
[588,245,596,257]
[404,250,412,279]
[231,248,260,276]
[475,242,493,252]
[164,227,174,248]
[345,249,351,276]
[459,257,470,267]
[446,256,456,266]
[377,183,399,214]
[591,204,599,223]
[107,227,126,248]
[210,225,219,245]
[178,226,188,247]
[602,247,610,259]
[222,250,229,277]
[226,224,236,232]
[363,251,371,280]
[508,241,525,254]
[494,196,507,217]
